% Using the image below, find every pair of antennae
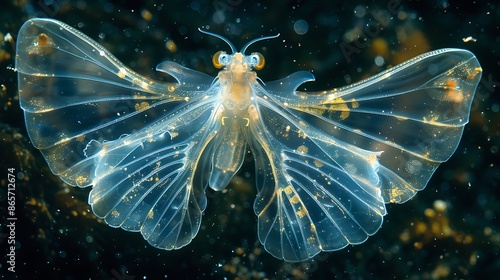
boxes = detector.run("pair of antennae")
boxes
[198,28,280,54]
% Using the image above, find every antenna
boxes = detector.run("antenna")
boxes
[198,28,280,54]
[198,28,237,54]
[240,33,280,54]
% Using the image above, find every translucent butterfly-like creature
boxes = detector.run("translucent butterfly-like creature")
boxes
[16,18,482,262]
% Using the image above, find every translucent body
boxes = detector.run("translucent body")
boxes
[16,18,482,262]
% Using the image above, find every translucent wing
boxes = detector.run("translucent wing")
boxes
[250,49,481,261]
[16,18,219,249]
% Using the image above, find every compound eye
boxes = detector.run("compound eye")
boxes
[212,51,229,69]
[250,52,265,70]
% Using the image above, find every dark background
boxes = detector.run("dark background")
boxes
[1,0,499,279]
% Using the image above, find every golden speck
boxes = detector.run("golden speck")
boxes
[469,252,478,265]
[141,9,153,21]
[424,208,436,218]
[26,197,37,206]
[0,49,11,61]
[235,247,244,255]
[413,241,423,250]
[431,264,450,278]
[433,200,447,213]
[399,229,410,243]
[165,40,177,52]
[483,226,492,236]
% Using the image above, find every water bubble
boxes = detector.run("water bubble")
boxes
[375,55,385,66]
[294,20,309,35]
[354,5,366,17]
[190,1,200,11]
[213,11,225,24]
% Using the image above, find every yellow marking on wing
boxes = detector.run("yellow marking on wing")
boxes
[117,67,127,78]
[350,98,359,108]
[170,131,179,139]
[297,145,308,154]
[28,33,56,55]
[313,159,324,168]
[135,101,150,111]
[328,98,350,120]
[389,188,406,203]
[297,130,307,139]
[76,135,85,142]
[310,223,317,233]
[423,115,439,124]
[467,67,482,80]
[111,209,120,218]
[297,207,308,218]
[366,154,378,165]
[290,195,300,204]
[147,210,154,219]
[75,175,89,186]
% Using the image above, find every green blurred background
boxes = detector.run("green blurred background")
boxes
[1,0,498,279]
